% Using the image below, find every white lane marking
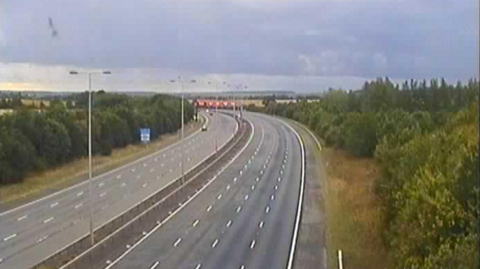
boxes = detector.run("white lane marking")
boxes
[37,235,49,243]
[131,168,136,172]
[237,206,242,213]
[150,168,155,173]
[265,206,270,214]
[275,185,279,190]
[233,177,237,182]
[136,175,141,179]
[226,185,231,190]
[251,185,255,190]
[98,182,105,187]
[117,175,122,179]
[43,217,54,224]
[143,163,147,167]
[163,154,166,158]
[154,158,158,162]
[50,202,59,208]
[226,220,232,227]
[217,194,223,200]
[0,258,3,263]
[169,169,173,173]
[278,177,282,182]
[240,266,245,269]
[100,192,107,197]
[173,238,182,247]
[239,170,243,175]
[212,239,219,248]
[17,215,28,221]
[74,203,83,209]
[250,240,256,249]
[280,170,284,175]
[256,177,259,182]
[77,191,84,197]
[193,220,200,227]
[150,261,160,269]
[161,163,164,167]
[245,195,249,200]
[143,183,148,188]
[271,195,275,201]
[260,170,264,175]
[282,164,285,169]
[3,233,17,241]
[121,183,126,187]
[194,264,202,269]
[263,164,267,169]
[206,205,213,212]
[259,221,264,228]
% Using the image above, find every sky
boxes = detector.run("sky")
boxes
[0,0,478,93]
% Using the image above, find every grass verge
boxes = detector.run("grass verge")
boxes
[321,147,390,269]
[0,119,203,205]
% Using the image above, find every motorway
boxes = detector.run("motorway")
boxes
[104,112,305,269]
[0,112,238,269]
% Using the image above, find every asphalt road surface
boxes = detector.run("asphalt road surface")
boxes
[105,112,305,269]
[0,112,238,269]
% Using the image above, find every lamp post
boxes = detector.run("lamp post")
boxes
[170,77,196,184]
[69,70,111,246]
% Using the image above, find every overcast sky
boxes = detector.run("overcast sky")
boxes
[0,0,477,92]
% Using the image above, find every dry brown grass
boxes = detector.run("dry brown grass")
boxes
[0,120,202,204]
[322,147,390,269]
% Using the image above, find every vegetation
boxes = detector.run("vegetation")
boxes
[260,78,479,269]
[0,92,193,185]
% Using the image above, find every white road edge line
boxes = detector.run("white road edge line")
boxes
[102,116,254,269]
[0,115,209,217]
[278,117,306,269]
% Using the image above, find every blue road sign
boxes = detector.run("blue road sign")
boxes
[140,128,150,143]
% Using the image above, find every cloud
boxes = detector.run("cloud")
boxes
[0,0,476,91]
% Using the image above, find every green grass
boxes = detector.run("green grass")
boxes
[0,120,203,204]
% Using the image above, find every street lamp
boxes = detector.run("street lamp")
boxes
[69,69,111,246]
[170,77,196,184]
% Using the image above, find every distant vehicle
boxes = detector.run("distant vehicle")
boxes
[201,126,208,131]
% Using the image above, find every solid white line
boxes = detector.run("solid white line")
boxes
[226,220,232,227]
[278,117,306,269]
[150,261,160,269]
[250,240,256,249]
[43,217,54,224]
[3,233,17,241]
[17,215,28,221]
[212,239,219,248]
[0,116,207,217]
[193,220,200,227]
[206,205,213,212]
[173,238,182,247]
[100,115,248,269]
[50,202,59,208]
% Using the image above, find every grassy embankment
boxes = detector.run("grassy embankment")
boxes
[0,119,202,205]
[295,121,391,269]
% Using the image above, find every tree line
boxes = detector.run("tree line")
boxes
[0,92,193,185]
[258,78,479,269]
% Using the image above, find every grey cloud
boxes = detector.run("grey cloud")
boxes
[0,0,476,82]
